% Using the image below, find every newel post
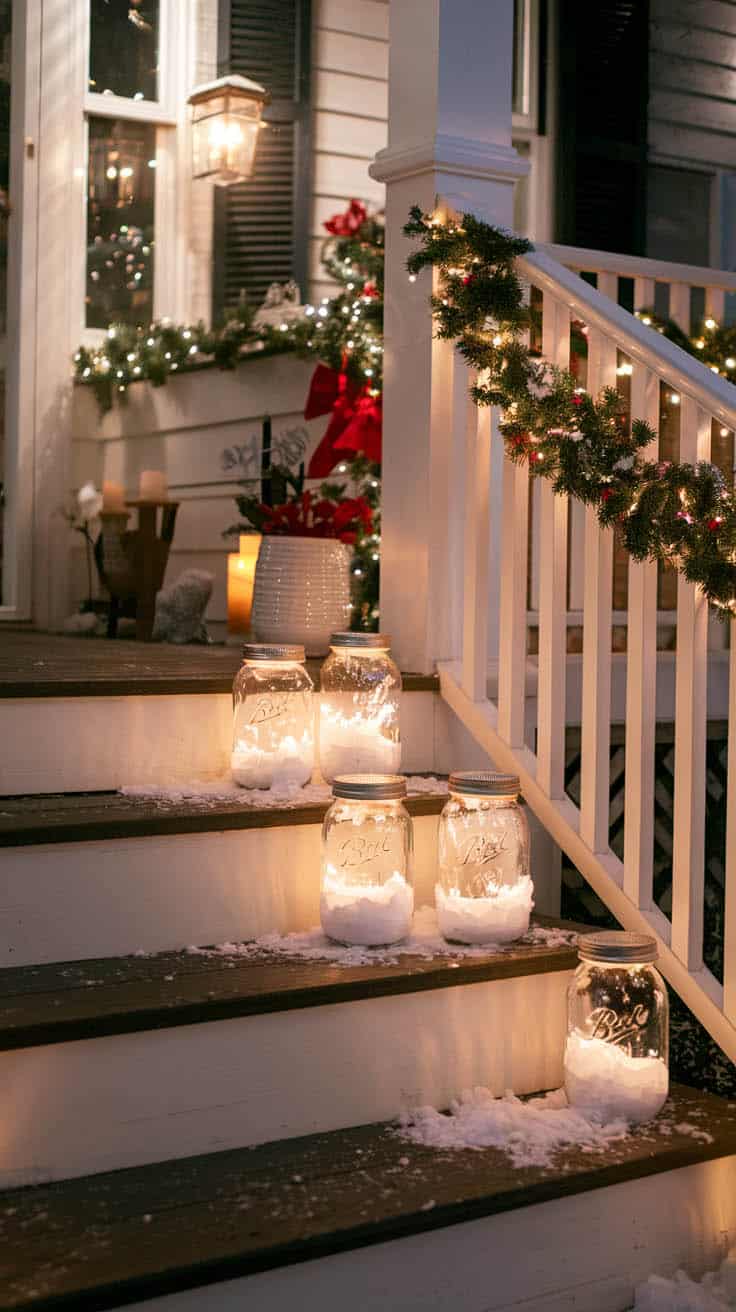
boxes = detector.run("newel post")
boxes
[370,0,527,674]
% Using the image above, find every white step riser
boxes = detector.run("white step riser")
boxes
[0,812,562,967]
[0,969,569,1187]
[138,1156,736,1312]
[0,692,489,794]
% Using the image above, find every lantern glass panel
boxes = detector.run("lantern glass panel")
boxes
[86,117,156,329]
[319,636,402,782]
[564,933,669,1124]
[232,646,314,788]
[437,775,532,944]
[191,95,262,183]
[321,780,414,946]
[89,0,160,102]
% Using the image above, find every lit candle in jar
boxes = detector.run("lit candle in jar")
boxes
[563,1032,669,1124]
[227,534,261,635]
[319,633,402,783]
[320,775,414,946]
[231,643,314,789]
[435,878,534,945]
[138,469,168,501]
[319,701,401,780]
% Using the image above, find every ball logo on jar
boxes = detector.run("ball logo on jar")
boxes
[589,1003,651,1050]
[338,833,392,870]
[460,832,508,868]
[248,694,291,726]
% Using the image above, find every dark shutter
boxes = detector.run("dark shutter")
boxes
[555,0,649,254]
[213,0,312,319]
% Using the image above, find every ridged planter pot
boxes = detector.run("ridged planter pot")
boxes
[251,535,353,657]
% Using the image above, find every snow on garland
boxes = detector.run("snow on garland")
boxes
[404,207,736,614]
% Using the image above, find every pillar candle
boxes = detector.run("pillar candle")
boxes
[227,533,261,634]
[139,470,168,501]
[102,480,126,513]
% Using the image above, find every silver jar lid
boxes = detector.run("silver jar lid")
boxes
[448,770,520,797]
[332,773,407,801]
[578,931,658,964]
[329,631,391,650]
[242,643,306,662]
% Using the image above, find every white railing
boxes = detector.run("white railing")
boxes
[439,246,736,1064]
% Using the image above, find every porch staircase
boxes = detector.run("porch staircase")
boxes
[0,633,735,1311]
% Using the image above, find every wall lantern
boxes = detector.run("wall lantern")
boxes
[188,74,269,185]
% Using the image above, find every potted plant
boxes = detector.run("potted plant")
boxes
[230,464,374,656]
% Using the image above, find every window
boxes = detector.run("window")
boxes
[89,0,160,103]
[86,117,156,328]
[213,0,312,318]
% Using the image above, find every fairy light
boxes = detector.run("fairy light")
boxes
[705,318,717,330]
[669,393,681,405]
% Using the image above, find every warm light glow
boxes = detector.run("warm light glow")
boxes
[227,534,261,634]
[189,74,269,185]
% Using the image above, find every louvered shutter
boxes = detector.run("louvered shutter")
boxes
[213,0,312,318]
[555,0,649,254]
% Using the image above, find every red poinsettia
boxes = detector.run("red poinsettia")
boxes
[257,490,373,544]
[324,199,368,237]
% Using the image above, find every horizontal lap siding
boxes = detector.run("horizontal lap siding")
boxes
[310,0,388,298]
[649,0,736,168]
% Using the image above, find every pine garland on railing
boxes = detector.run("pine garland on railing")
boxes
[404,206,736,614]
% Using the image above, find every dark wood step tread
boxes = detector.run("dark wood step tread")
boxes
[0,917,578,1051]
[2,1085,734,1312]
[0,787,447,847]
[0,632,439,698]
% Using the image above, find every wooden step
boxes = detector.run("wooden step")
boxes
[0,922,577,1186]
[2,1085,734,1312]
[0,633,489,794]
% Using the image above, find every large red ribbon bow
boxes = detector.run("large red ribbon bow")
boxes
[305,363,381,477]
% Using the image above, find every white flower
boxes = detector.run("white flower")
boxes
[77,481,103,521]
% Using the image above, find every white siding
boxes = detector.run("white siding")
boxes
[310,0,389,298]
[649,0,736,170]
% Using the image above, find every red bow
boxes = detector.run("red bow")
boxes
[305,364,381,476]
[324,200,367,237]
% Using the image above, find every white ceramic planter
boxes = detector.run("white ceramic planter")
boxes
[252,535,353,656]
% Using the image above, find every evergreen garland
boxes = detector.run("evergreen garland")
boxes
[404,207,736,613]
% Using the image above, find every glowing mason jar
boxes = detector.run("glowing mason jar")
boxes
[564,931,669,1124]
[231,643,314,789]
[320,775,414,946]
[318,632,401,783]
[436,772,533,944]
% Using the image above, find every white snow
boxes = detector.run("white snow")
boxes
[320,872,414,946]
[120,774,448,807]
[184,904,577,968]
[400,1086,632,1168]
[564,1032,669,1124]
[435,876,534,944]
[633,1248,736,1310]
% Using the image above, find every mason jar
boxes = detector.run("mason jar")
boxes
[231,643,314,789]
[436,771,533,944]
[564,931,669,1124]
[318,632,402,782]
[320,774,414,946]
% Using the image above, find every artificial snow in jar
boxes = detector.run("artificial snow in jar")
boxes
[320,774,414,946]
[318,632,401,782]
[231,643,314,789]
[436,771,533,944]
[564,931,669,1124]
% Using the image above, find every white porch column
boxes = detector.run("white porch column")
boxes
[370,0,527,674]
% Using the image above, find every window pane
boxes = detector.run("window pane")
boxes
[86,117,156,329]
[0,0,11,597]
[89,0,160,102]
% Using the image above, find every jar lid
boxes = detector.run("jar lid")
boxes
[332,773,407,801]
[329,631,391,650]
[242,643,306,662]
[577,931,658,964]
[448,770,520,797]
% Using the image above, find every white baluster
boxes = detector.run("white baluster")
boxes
[461,375,491,702]
[671,396,710,971]
[596,271,618,304]
[623,365,659,909]
[580,328,617,852]
[725,619,736,1022]
[634,276,655,314]
[537,294,571,797]
[705,286,725,325]
[669,283,691,333]
[498,455,530,748]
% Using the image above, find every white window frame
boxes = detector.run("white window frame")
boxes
[511,0,539,135]
[79,0,194,347]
